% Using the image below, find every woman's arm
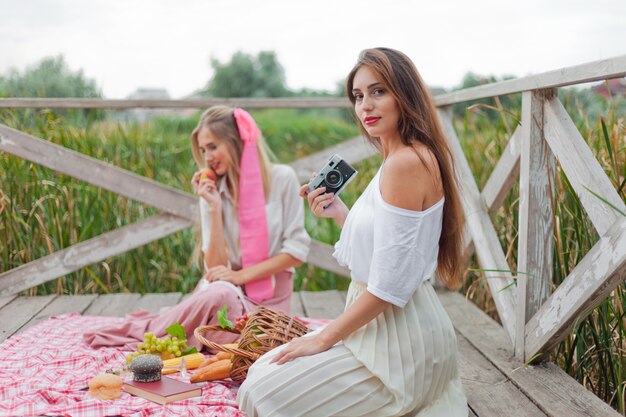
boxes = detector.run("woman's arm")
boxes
[194,171,229,269]
[271,292,389,364]
[204,253,302,285]
[203,208,229,269]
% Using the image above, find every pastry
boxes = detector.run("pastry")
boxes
[130,354,163,382]
[88,373,123,400]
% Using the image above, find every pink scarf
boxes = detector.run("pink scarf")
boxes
[234,108,273,303]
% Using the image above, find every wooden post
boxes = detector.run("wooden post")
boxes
[515,89,556,360]
[438,107,517,342]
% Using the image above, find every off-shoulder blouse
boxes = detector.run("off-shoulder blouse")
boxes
[333,166,443,307]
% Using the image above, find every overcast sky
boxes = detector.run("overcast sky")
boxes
[2,0,625,99]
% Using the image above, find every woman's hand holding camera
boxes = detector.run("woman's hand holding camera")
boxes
[299,180,349,225]
[192,170,222,213]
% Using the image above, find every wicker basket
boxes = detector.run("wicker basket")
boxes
[194,306,310,382]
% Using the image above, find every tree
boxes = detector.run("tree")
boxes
[0,55,101,98]
[203,51,290,98]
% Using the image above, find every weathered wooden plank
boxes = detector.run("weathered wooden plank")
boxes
[461,228,475,267]
[465,379,546,417]
[133,292,183,313]
[19,294,98,332]
[438,108,517,342]
[306,240,350,278]
[300,290,344,319]
[481,126,521,212]
[0,295,17,310]
[290,292,305,317]
[515,90,555,359]
[543,97,626,236]
[439,291,621,417]
[525,215,626,360]
[0,214,191,295]
[83,293,142,317]
[0,124,198,221]
[0,295,56,342]
[457,334,507,385]
[463,125,521,263]
[289,136,378,183]
[435,55,626,106]
[3,56,624,110]
[457,334,546,416]
[0,97,351,109]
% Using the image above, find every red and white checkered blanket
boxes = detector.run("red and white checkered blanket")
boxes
[0,313,330,417]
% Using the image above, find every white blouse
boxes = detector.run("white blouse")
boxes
[333,166,444,307]
[200,164,311,272]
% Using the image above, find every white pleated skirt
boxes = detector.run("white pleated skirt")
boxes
[237,280,468,417]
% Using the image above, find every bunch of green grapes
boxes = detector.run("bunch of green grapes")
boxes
[125,332,189,364]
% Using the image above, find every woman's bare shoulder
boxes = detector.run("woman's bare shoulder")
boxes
[381,146,442,211]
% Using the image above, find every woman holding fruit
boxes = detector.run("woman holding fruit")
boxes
[237,48,469,416]
[84,106,310,351]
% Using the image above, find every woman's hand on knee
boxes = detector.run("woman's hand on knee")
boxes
[270,334,332,365]
[204,265,244,286]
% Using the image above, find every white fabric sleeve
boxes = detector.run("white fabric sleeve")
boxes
[199,197,233,271]
[366,201,430,308]
[278,167,311,262]
[199,198,211,253]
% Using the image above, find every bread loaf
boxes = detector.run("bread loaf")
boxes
[88,373,123,400]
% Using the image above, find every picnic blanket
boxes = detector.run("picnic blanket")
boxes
[0,313,329,417]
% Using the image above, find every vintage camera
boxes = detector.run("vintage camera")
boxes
[307,154,357,197]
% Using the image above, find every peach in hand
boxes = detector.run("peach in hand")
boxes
[200,168,217,181]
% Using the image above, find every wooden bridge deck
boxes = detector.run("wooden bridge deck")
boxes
[0,290,618,417]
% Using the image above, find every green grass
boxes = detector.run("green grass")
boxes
[455,90,626,414]
[0,108,359,295]
[1,92,625,413]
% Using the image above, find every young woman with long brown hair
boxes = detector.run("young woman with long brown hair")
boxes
[237,48,468,416]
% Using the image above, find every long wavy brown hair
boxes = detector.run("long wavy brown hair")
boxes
[346,47,465,290]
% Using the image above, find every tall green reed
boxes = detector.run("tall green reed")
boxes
[0,108,358,295]
[455,89,625,414]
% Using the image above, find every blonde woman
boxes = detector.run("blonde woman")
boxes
[85,106,310,350]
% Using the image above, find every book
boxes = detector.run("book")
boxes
[123,376,202,405]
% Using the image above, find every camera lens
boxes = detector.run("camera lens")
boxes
[325,170,343,187]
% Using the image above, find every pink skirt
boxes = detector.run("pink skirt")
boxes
[83,271,293,351]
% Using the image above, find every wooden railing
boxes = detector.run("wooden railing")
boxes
[1,55,625,362]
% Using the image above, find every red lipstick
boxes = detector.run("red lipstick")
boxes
[364,116,381,126]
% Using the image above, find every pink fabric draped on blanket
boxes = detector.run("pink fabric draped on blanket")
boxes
[84,271,294,351]
[84,283,244,351]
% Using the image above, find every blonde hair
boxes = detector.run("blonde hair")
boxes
[190,105,273,202]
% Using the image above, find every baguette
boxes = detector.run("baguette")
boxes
[190,359,232,382]
[198,355,220,369]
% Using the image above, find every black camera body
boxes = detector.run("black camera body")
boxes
[307,154,358,197]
